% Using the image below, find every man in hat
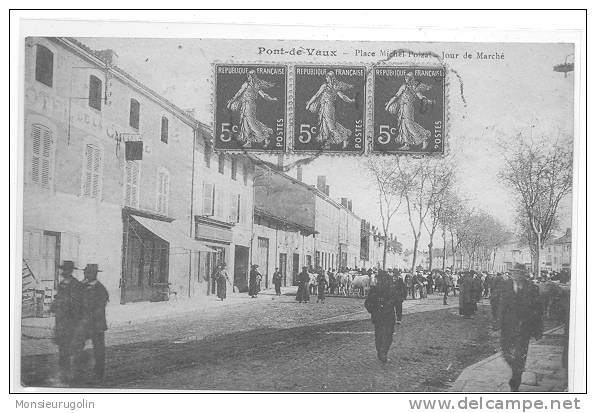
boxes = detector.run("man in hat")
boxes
[391,269,406,324]
[50,260,83,384]
[364,270,400,363]
[72,264,109,383]
[499,263,543,391]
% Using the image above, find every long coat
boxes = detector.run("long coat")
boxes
[296,270,310,302]
[364,284,400,324]
[499,278,543,373]
[216,269,229,299]
[459,274,475,316]
[51,277,84,345]
[249,269,261,296]
[80,280,109,333]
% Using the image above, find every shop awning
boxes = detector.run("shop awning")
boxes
[131,215,212,252]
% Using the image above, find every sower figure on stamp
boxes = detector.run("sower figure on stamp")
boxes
[364,271,400,363]
[72,264,109,384]
[499,263,543,392]
[50,260,83,384]
[306,71,355,150]
[227,70,278,148]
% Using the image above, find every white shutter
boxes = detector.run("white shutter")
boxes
[229,193,238,223]
[157,171,169,214]
[202,183,214,216]
[125,161,139,207]
[83,144,102,199]
[215,189,224,219]
[31,124,52,187]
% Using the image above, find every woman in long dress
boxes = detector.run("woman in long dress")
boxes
[227,70,278,148]
[385,72,434,150]
[216,263,230,301]
[305,71,355,149]
[248,264,262,298]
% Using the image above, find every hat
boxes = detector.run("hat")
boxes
[83,264,103,273]
[59,260,78,271]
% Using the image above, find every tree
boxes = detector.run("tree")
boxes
[499,135,573,275]
[366,157,406,270]
[394,157,454,274]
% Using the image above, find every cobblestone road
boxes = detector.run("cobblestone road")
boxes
[21,293,500,391]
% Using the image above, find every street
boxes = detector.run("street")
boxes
[21,292,501,391]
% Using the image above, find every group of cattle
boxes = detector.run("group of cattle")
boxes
[307,271,376,297]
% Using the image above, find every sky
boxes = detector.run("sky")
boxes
[78,37,575,250]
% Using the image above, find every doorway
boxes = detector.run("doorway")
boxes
[279,253,287,286]
[234,245,249,292]
[292,253,299,285]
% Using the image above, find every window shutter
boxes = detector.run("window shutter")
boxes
[157,171,169,214]
[229,193,238,223]
[202,183,214,216]
[125,161,139,207]
[31,124,52,187]
[215,188,224,218]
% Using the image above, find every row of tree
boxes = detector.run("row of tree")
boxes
[367,155,511,273]
[367,132,573,276]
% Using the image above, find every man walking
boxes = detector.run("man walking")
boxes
[50,260,83,384]
[72,264,109,383]
[296,266,310,303]
[392,270,406,325]
[364,271,400,363]
[272,267,282,296]
[499,263,543,391]
[316,270,328,303]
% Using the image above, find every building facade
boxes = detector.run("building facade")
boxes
[21,37,253,307]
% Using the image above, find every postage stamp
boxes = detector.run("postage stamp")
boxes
[371,66,446,154]
[292,65,366,153]
[214,64,287,152]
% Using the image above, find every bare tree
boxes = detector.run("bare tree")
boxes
[499,135,573,275]
[366,157,406,270]
[395,157,454,274]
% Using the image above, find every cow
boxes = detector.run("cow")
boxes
[350,274,371,297]
[336,272,351,296]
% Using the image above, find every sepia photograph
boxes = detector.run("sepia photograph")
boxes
[10,11,586,398]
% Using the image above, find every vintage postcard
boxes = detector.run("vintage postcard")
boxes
[11,14,585,399]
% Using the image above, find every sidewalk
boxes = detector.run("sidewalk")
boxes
[21,286,298,338]
[451,325,568,392]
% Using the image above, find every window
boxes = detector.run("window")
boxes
[160,117,168,144]
[243,164,248,185]
[125,161,140,207]
[129,99,140,129]
[156,170,170,214]
[35,45,53,87]
[82,144,102,199]
[88,75,102,111]
[215,188,225,218]
[218,153,225,174]
[202,182,214,215]
[30,123,53,188]
[229,193,240,223]
[231,157,237,180]
[204,143,211,167]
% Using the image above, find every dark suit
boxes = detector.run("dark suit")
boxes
[51,277,83,379]
[365,283,400,361]
[499,277,543,390]
[73,280,109,381]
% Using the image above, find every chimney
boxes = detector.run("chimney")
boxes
[317,176,326,192]
[348,200,353,211]
[97,49,119,66]
[340,197,348,208]
[325,185,330,196]
[296,165,303,182]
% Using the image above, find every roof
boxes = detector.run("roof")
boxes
[254,207,318,236]
[250,156,362,220]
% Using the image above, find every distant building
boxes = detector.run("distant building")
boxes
[543,228,572,273]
